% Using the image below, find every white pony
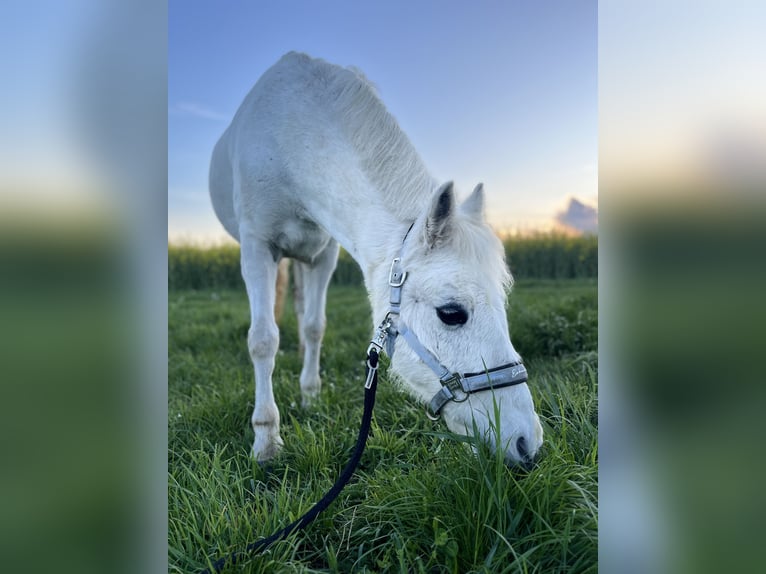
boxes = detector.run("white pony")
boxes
[209,52,543,465]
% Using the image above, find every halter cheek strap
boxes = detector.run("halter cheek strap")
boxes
[367,242,529,420]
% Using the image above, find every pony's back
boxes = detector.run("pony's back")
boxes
[210,52,434,232]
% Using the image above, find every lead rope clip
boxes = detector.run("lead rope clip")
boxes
[365,317,390,389]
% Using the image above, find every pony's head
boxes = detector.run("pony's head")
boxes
[390,182,543,465]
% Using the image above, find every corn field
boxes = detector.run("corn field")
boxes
[168,233,597,290]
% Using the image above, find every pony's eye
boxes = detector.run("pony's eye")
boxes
[436,303,469,326]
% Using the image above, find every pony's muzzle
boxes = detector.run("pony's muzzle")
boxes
[516,436,531,462]
[515,436,538,470]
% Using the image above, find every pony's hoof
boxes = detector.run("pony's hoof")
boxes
[300,386,321,408]
[301,395,319,409]
[252,435,283,462]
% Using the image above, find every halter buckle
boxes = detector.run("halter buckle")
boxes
[441,373,469,403]
[388,257,407,287]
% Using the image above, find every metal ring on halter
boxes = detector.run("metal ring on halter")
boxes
[450,387,469,403]
[425,404,441,421]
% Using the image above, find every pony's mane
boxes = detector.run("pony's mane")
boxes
[283,54,511,292]
[315,58,438,220]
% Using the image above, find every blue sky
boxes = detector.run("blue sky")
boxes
[169,0,597,241]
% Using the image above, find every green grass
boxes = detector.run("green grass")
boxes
[169,280,597,573]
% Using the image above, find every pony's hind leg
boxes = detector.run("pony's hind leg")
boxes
[240,235,283,461]
[273,258,290,325]
[292,260,305,358]
[297,240,339,407]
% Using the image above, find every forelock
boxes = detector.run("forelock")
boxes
[407,213,512,294]
[451,216,512,292]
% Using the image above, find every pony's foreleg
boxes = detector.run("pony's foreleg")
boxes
[298,240,339,407]
[240,236,283,461]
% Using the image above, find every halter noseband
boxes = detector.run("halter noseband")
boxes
[366,230,529,420]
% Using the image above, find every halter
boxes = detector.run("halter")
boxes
[366,230,529,419]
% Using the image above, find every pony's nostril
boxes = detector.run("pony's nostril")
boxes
[516,436,529,461]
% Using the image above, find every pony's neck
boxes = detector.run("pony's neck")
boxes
[322,181,427,326]
[360,214,416,326]
[317,65,437,317]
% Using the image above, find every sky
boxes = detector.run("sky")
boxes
[599,0,766,192]
[168,1,598,241]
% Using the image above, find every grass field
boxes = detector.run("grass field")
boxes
[169,280,597,573]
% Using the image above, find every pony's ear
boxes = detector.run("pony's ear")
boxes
[424,181,455,247]
[461,183,485,220]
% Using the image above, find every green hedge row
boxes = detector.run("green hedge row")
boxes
[168,233,597,290]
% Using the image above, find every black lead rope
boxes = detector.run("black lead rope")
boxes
[200,349,380,573]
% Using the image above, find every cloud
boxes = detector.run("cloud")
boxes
[555,197,598,234]
[170,101,229,122]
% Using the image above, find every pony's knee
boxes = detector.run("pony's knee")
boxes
[301,316,325,344]
[248,323,279,359]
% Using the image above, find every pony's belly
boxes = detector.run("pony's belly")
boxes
[272,216,331,263]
